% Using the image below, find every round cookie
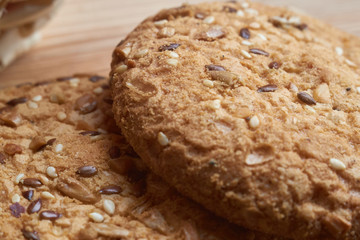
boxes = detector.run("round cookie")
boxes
[110,1,360,239]
[0,75,280,239]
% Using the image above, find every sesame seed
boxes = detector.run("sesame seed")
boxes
[93,87,104,95]
[335,47,344,56]
[345,59,356,67]
[15,173,25,184]
[32,95,42,102]
[56,112,67,121]
[120,47,132,58]
[288,16,301,25]
[329,158,346,170]
[356,87,360,94]
[116,65,128,74]
[245,8,258,16]
[249,115,260,129]
[39,175,49,185]
[241,40,253,46]
[103,199,115,215]
[159,27,175,37]
[164,51,179,58]
[203,79,214,88]
[236,10,244,17]
[41,191,55,200]
[157,132,169,146]
[90,135,104,141]
[154,19,168,26]
[257,33,267,41]
[134,49,149,59]
[289,83,299,92]
[249,22,261,29]
[203,16,215,24]
[27,101,38,109]
[12,194,21,203]
[211,99,221,109]
[55,144,63,153]
[304,105,316,113]
[46,166,58,178]
[241,50,252,59]
[69,78,80,87]
[166,59,179,67]
[89,212,104,222]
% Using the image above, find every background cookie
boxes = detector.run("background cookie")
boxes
[111,1,360,239]
[0,75,281,239]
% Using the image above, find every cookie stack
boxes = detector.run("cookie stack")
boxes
[1,1,360,240]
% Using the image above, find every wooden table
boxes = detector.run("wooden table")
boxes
[0,0,359,87]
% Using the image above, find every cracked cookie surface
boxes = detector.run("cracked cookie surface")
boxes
[110,1,360,239]
[0,75,281,240]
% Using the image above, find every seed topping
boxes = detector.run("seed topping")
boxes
[89,212,104,222]
[10,202,25,218]
[46,166,58,178]
[22,178,43,188]
[27,198,42,214]
[75,94,97,114]
[99,185,123,195]
[297,92,317,105]
[22,229,40,240]
[89,75,106,82]
[22,190,34,201]
[76,166,98,177]
[240,28,250,39]
[39,210,62,221]
[250,48,269,56]
[157,132,169,146]
[29,136,47,152]
[205,64,226,71]
[269,61,280,69]
[257,84,278,92]
[159,43,181,52]
[7,97,28,106]
[103,199,115,215]
[329,158,346,170]
[249,115,260,129]
[80,131,100,136]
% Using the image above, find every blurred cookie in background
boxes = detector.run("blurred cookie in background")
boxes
[0,0,62,71]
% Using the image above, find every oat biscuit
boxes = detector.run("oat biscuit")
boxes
[0,75,280,239]
[110,1,360,239]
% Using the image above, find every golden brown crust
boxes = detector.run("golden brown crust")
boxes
[0,75,281,239]
[110,1,360,239]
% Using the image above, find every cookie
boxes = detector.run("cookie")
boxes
[110,1,360,239]
[0,75,281,240]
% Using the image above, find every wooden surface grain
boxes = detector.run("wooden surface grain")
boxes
[0,0,359,87]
